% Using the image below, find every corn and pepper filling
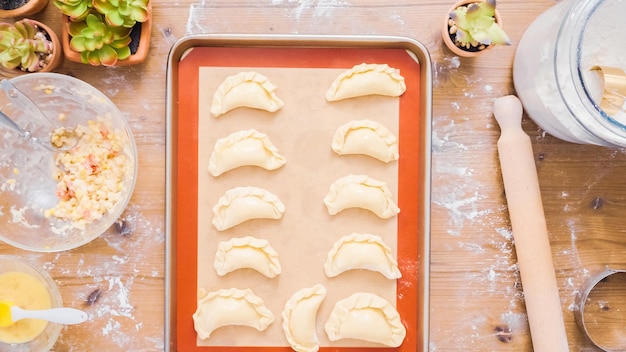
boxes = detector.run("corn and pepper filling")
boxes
[44,119,130,230]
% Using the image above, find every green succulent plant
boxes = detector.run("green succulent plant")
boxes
[68,12,132,66]
[448,0,511,50]
[55,0,150,66]
[53,0,93,21]
[0,19,54,72]
[93,0,150,28]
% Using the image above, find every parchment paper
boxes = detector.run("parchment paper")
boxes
[197,66,400,347]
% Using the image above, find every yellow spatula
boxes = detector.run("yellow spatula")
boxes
[0,300,88,327]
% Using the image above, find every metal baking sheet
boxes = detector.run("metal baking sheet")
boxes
[165,34,432,352]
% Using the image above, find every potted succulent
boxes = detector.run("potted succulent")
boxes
[0,18,62,76]
[442,0,511,57]
[55,0,151,66]
[0,0,48,18]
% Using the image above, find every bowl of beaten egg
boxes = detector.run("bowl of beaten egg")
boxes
[0,256,63,351]
[0,73,137,252]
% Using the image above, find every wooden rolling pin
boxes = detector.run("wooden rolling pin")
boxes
[493,95,569,352]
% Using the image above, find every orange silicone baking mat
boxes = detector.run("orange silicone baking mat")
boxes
[174,45,423,351]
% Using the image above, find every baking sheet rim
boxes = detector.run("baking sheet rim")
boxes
[164,33,432,352]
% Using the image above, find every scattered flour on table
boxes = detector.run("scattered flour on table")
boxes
[0,54,164,350]
[100,74,129,97]
[267,0,349,19]
[431,52,603,349]
[430,53,533,348]
[187,1,411,37]
[41,204,163,351]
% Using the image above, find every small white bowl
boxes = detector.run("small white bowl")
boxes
[0,256,63,351]
[0,73,138,252]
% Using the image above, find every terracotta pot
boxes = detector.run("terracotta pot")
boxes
[442,0,504,58]
[0,19,62,77]
[61,4,152,66]
[0,0,48,19]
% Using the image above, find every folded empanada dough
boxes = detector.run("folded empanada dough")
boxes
[326,63,406,101]
[324,292,406,347]
[214,236,282,278]
[193,288,274,340]
[211,71,284,117]
[325,233,401,279]
[331,119,399,163]
[281,284,327,352]
[323,174,400,219]
[212,186,286,231]
[208,129,286,176]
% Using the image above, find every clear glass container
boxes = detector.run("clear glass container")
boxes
[0,256,62,352]
[513,0,626,147]
[0,73,138,252]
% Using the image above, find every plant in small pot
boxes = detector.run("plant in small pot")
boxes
[0,0,49,19]
[0,18,62,76]
[55,0,151,66]
[442,0,511,58]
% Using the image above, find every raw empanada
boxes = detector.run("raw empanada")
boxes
[211,71,284,117]
[331,119,399,163]
[324,233,401,279]
[326,63,406,101]
[281,284,327,352]
[208,129,286,176]
[214,236,282,278]
[193,288,274,340]
[212,186,286,231]
[323,175,400,219]
[324,292,406,347]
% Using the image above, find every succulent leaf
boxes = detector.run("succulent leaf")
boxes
[450,7,467,29]
[466,1,495,21]
[454,28,471,44]
[15,21,37,39]
[81,40,129,67]
[69,12,131,54]
[21,51,40,71]
[115,45,131,60]
[0,19,54,72]
[93,0,150,28]
[83,44,117,66]
[106,11,127,27]
[64,0,148,66]
[0,42,20,69]
[449,0,510,47]
[67,20,88,37]
[69,12,135,66]
[69,35,88,52]
[53,0,92,21]
[129,6,149,23]
[484,22,511,45]
[109,25,132,40]
[111,37,132,49]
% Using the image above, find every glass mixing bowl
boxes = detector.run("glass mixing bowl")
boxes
[0,256,63,352]
[0,73,138,252]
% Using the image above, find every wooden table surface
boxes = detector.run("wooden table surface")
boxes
[1,0,625,351]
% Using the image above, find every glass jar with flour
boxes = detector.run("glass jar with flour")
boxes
[513,0,626,147]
